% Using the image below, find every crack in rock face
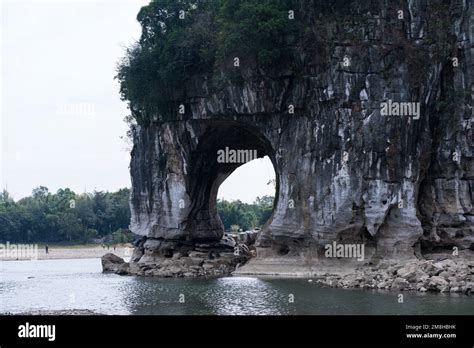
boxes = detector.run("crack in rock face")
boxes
[121,0,473,276]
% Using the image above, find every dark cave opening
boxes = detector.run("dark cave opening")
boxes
[185,121,279,241]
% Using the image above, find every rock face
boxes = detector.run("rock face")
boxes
[127,1,473,275]
[102,253,129,275]
[101,248,249,278]
[314,258,474,294]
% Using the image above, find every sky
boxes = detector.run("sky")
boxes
[0,0,275,203]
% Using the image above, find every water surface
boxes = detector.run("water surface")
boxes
[1,258,473,315]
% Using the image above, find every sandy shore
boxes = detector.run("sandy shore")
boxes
[0,244,133,261]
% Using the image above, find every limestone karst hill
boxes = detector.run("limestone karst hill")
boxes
[116,0,473,276]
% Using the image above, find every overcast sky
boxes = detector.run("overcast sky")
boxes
[1,0,275,203]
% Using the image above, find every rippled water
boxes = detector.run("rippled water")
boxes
[1,258,473,315]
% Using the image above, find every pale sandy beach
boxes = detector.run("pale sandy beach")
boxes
[0,244,133,261]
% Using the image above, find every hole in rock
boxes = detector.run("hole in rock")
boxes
[186,122,279,243]
[277,244,290,255]
[217,156,277,235]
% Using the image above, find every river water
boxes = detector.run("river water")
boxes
[1,258,473,315]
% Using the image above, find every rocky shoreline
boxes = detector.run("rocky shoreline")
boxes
[102,250,474,295]
[102,233,257,277]
[314,258,474,295]
[102,249,250,278]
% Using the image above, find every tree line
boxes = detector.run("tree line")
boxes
[0,187,274,243]
[217,196,274,232]
[0,187,131,244]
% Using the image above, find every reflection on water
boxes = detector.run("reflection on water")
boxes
[1,258,473,315]
[206,277,283,315]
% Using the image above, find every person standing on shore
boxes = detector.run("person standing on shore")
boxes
[45,245,49,254]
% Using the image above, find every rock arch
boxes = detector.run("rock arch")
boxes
[184,121,279,241]
[124,1,473,276]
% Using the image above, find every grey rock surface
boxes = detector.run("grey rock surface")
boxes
[101,253,127,273]
[127,1,473,276]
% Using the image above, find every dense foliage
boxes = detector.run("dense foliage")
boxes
[116,0,298,123]
[0,187,274,243]
[217,195,274,232]
[0,187,131,244]
[117,0,459,125]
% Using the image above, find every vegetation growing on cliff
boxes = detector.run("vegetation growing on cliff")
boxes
[116,0,298,124]
[117,0,461,125]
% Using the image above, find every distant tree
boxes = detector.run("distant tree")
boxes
[0,185,272,243]
[111,228,133,244]
[217,196,275,232]
[0,187,131,244]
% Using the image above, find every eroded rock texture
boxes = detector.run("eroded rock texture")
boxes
[128,0,473,275]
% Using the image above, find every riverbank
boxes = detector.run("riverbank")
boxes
[0,244,133,261]
[104,249,474,295]
[236,256,474,295]
[312,258,474,294]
